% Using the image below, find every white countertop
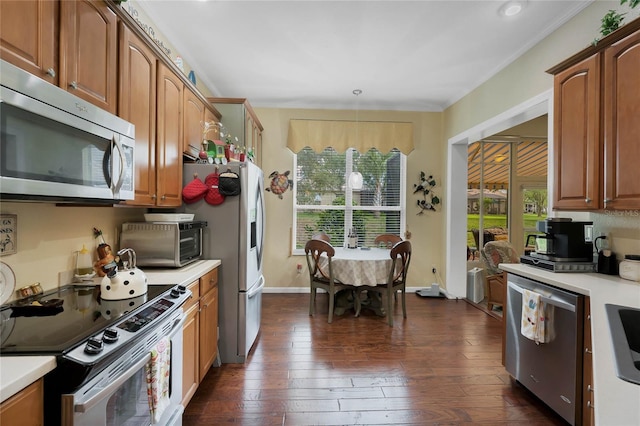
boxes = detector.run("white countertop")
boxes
[0,356,56,403]
[500,264,640,426]
[0,259,220,404]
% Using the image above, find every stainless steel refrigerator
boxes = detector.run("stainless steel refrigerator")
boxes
[183,161,265,363]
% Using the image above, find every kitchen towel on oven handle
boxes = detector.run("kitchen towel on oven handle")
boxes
[145,336,171,424]
[521,289,555,344]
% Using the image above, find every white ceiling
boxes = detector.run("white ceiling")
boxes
[137,0,593,112]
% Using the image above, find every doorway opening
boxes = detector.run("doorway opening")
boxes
[445,90,553,298]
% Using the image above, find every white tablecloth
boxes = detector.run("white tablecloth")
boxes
[320,247,392,286]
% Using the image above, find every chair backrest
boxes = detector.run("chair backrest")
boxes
[388,240,411,284]
[374,233,402,248]
[312,231,331,242]
[305,239,335,281]
[480,240,519,275]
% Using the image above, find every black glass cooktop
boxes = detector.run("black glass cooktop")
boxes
[0,284,173,354]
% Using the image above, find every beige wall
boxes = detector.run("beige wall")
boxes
[0,202,145,303]
[255,107,445,290]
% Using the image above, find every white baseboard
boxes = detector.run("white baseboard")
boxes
[264,286,456,299]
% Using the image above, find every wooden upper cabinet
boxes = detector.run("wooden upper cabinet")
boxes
[208,98,264,167]
[549,17,640,211]
[603,29,640,210]
[119,23,158,207]
[156,63,183,207]
[0,0,59,85]
[59,0,118,114]
[204,107,220,140]
[552,54,602,210]
[184,87,206,158]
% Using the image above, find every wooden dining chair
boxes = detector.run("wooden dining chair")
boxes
[305,239,350,323]
[367,240,412,326]
[312,231,331,243]
[373,233,402,248]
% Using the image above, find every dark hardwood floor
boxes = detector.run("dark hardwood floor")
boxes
[184,293,566,425]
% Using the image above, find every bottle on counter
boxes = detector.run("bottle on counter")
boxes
[348,228,357,249]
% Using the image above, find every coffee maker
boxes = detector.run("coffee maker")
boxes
[531,218,593,262]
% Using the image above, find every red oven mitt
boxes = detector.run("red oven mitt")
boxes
[182,175,208,204]
[204,172,225,205]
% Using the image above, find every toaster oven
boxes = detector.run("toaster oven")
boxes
[120,221,207,268]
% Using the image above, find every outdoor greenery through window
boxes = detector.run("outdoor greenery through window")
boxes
[293,147,406,252]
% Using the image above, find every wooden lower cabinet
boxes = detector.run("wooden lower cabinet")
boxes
[182,267,219,407]
[181,278,200,407]
[199,284,218,380]
[0,379,44,426]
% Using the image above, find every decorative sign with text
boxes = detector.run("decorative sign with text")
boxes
[0,215,17,256]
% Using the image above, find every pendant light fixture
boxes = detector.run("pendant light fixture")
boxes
[349,89,363,190]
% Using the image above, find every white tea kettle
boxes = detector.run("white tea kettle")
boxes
[100,248,148,300]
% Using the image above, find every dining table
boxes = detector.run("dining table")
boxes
[319,246,394,317]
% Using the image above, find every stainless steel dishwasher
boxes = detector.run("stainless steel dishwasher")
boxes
[505,273,584,425]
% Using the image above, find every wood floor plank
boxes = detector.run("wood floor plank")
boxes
[183,294,567,425]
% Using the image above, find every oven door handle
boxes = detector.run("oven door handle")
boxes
[168,313,186,339]
[74,353,151,413]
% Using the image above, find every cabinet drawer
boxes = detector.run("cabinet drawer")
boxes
[200,267,218,296]
[183,279,199,311]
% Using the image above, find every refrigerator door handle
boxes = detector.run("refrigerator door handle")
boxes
[247,276,265,299]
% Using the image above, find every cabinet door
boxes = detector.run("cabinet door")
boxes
[182,302,200,407]
[204,107,220,140]
[156,63,183,207]
[0,0,58,85]
[119,24,157,207]
[184,87,205,158]
[604,29,640,210]
[59,0,118,113]
[199,285,218,382]
[553,54,602,210]
[0,379,44,426]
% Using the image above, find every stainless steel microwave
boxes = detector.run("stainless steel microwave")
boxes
[0,60,135,203]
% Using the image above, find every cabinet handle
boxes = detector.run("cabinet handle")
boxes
[587,400,594,409]
[161,195,166,200]
[585,347,593,354]
[152,194,157,200]
[587,314,591,321]
[46,68,56,77]
[585,197,592,203]
[69,81,78,90]
[588,384,594,392]
[604,198,612,204]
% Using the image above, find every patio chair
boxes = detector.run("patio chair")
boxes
[479,240,519,312]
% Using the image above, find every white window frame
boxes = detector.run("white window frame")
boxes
[291,148,407,255]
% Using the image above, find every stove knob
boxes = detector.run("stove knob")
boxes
[103,328,119,344]
[177,285,187,294]
[170,288,181,298]
[85,337,104,354]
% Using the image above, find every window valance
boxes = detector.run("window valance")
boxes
[287,119,414,154]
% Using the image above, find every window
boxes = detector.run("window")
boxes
[293,147,406,253]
